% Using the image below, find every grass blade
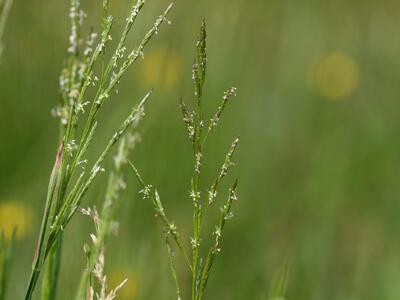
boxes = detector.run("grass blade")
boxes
[0,0,13,59]
[0,230,16,300]
[268,261,290,300]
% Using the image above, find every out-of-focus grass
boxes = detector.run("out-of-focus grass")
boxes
[2,0,400,299]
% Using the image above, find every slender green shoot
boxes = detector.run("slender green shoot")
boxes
[0,0,13,59]
[0,230,15,300]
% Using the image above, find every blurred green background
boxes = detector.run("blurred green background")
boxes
[2,0,400,299]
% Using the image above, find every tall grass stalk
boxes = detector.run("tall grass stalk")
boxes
[24,0,172,299]
[130,20,240,300]
[0,0,13,59]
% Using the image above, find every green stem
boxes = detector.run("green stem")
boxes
[24,265,40,300]
[41,236,63,300]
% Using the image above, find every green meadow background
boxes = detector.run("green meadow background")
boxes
[2,0,400,299]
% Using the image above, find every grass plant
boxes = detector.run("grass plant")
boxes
[130,20,240,300]
[0,1,246,299]
[24,1,172,299]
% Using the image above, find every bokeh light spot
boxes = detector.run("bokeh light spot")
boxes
[311,52,360,100]
[142,46,182,89]
[0,201,34,241]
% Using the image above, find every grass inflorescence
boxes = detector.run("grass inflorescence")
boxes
[24,0,172,299]
[130,19,240,300]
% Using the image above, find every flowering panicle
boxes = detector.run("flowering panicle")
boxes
[130,20,240,300]
[25,1,173,299]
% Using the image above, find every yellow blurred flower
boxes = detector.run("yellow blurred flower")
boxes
[109,269,139,300]
[0,201,34,241]
[310,52,360,100]
[141,46,182,89]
